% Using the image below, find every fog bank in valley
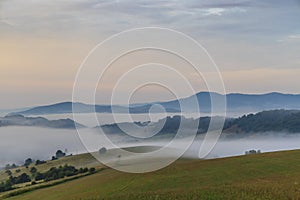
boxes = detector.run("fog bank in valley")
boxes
[0,127,87,166]
[1,125,300,168]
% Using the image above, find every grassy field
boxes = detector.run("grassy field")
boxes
[1,149,300,200]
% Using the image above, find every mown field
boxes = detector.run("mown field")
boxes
[1,149,300,200]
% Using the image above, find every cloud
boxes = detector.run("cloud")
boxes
[202,8,225,16]
[0,0,300,109]
[287,34,300,40]
[277,34,300,42]
[0,0,250,35]
[0,19,16,26]
[2,0,296,45]
[201,7,246,16]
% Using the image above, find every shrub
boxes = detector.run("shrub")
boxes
[35,160,46,165]
[89,168,96,174]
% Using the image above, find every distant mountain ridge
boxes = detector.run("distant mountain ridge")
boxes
[160,92,300,112]
[0,114,84,129]
[15,92,300,115]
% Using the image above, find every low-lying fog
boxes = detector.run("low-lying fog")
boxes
[1,125,300,168]
[1,113,299,168]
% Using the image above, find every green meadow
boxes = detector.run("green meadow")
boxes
[1,149,300,200]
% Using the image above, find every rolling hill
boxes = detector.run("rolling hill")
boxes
[2,149,300,200]
[224,109,300,134]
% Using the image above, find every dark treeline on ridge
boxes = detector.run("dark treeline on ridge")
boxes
[100,110,300,136]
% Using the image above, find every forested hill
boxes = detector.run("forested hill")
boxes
[100,110,300,136]
[224,110,300,134]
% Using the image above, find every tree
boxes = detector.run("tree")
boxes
[245,149,260,155]
[0,181,12,192]
[55,150,66,159]
[4,164,17,170]
[5,170,12,176]
[35,172,44,181]
[99,147,107,154]
[89,168,96,174]
[30,167,37,174]
[24,158,33,167]
[16,173,31,184]
[79,167,88,173]
[34,165,89,182]
[35,160,46,165]
[9,173,31,184]
[4,164,11,170]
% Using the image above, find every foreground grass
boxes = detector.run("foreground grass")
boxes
[3,150,300,200]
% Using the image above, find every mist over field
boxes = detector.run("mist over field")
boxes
[1,121,300,168]
[186,134,300,158]
[0,127,85,166]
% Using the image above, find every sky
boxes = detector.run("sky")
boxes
[0,0,300,109]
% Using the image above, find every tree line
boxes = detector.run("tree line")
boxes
[1,165,96,193]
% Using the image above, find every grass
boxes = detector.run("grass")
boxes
[1,149,300,199]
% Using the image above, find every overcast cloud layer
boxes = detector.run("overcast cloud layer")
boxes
[0,0,300,108]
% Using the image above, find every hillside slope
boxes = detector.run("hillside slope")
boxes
[4,150,300,200]
[224,109,300,133]
[0,153,101,183]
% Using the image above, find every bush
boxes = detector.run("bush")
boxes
[39,165,84,182]
[30,167,37,174]
[35,172,44,181]
[0,181,13,192]
[4,164,17,170]
[1,164,96,193]
[16,173,31,184]
[35,160,47,165]
[51,156,58,161]
[9,173,31,185]
[79,167,89,173]
[89,168,96,174]
[24,158,33,167]
[55,150,66,159]
[5,170,12,176]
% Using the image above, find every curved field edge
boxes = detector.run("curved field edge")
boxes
[4,150,300,200]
